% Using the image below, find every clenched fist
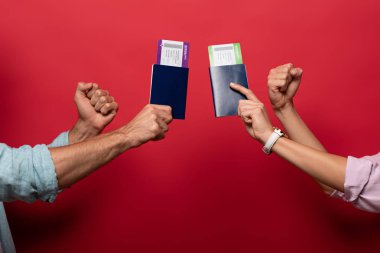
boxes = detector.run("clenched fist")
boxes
[75,82,118,132]
[70,82,118,144]
[267,63,303,112]
[121,104,173,148]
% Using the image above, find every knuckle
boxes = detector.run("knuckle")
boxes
[146,105,155,113]
[280,73,288,79]
[150,113,157,120]
[151,123,160,132]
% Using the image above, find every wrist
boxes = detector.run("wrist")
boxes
[118,126,139,149]
[109,130,134,153]
[273,102,297,120]
[69,119,101,144]
[262,128,286,155]
[258,129,274,145]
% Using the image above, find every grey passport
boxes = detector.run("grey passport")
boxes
[209,64,249,117]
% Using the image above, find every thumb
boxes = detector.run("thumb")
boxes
[76,82,94,94]
[290,68,303,78]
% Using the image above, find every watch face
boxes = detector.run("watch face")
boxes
[274,128,284,137]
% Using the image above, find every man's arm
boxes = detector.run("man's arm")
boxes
[0,104,171,202]
[267,64,333,194]
[0,82,118,203]
[51,104,172,189]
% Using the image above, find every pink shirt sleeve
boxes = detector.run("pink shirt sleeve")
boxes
[331,152,380,213]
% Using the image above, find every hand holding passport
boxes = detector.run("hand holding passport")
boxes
[208,43,249,117]
[149,39,249,119]
[150,39,189,119]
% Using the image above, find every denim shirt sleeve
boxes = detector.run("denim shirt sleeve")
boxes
[0,131,69,203]
[48,131,69,148]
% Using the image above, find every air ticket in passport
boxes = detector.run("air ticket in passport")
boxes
[157,39,189,68]
[208,43,243,67]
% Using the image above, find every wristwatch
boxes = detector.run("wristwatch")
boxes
[262,128,286,155]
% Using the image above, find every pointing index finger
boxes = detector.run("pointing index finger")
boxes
[230,83,259,102]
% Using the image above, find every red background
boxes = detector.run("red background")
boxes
[1,0,380,252]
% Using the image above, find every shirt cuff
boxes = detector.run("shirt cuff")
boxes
[343,156,373,202]
[332,156,373,202]
[32,144,59,203]
[48,131,69,148]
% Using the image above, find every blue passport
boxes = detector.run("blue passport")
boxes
[209,64,249,117]
[150,64,189,119]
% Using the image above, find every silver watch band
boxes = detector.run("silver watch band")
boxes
[262,128,285,155]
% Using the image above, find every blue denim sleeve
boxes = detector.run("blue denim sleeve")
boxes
[48,131,69,148]
[0,131,69,203]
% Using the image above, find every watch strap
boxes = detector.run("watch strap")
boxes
[262,128,285,155]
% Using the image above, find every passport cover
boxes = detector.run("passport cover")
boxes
[209,64,249,117]
[150,64,189,119]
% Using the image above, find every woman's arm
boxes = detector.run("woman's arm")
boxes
[272,137,346,192]
[230,83,345,193]
[267,64,334,193]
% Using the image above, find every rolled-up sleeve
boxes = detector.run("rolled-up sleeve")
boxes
[331,153,380,213]
[0,131,69,203]
[48,131,69,148]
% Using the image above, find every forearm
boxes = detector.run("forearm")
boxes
[50,129,131,189]
[274,105,337,193]
[275,105,326,151]
[272,137,346,192]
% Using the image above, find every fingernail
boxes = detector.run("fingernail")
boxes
[230,83,236,86]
